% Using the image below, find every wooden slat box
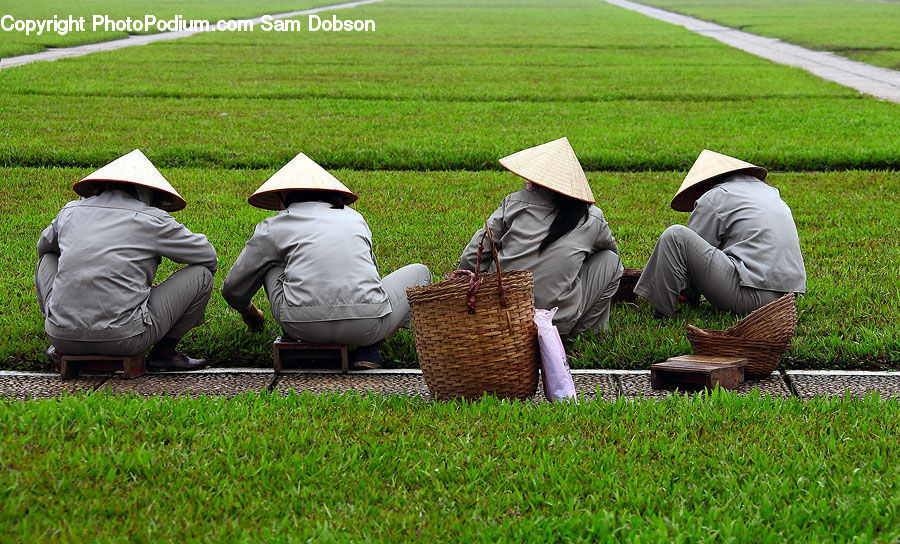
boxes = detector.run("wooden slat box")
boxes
[651,355,747,391]
[60,354,147,380]
[273,337,349,374]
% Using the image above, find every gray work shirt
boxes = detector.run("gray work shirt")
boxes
[37,190,218,341]
[689,174,806,293]
[222,201,391,323]
[459,188,619,328]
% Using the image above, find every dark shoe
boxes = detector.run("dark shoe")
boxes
[652,309,671,321]
[46,345,62,372]
[350,342,383,370]
[147,350,207,371]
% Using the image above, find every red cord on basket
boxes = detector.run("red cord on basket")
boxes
[484,225,508,307]
[447,223,509,314]
[448,269,480,313]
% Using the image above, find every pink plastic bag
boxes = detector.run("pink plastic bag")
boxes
[533,308,577,402]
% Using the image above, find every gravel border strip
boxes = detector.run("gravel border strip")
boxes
[3,369,895,377]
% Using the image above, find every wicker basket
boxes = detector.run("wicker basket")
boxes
[686,293,798,377]
[407,226,539,401]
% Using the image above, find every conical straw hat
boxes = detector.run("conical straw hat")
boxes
[74,149,186,211]
[248,152,358,210]
[498,137,595,203]
[671,149,767,212]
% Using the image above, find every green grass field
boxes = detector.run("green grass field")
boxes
[2,392,898,542]
[2,1,898,172]
[635,0,900,70]
[2,94,898,172]
[4,167,898,371]
[4,1,900,540]
[2,0,898,372]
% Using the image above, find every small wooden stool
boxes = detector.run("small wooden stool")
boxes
[273,337,349,374]
[651,355,747,391]
[60,354,147,380]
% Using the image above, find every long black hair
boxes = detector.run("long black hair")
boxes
[539,188,590,254]
[282,190,345,209]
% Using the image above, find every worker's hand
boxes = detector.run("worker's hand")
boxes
[241,304,265,332]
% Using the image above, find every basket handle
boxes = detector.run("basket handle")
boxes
[484,225,508,307]
[686,324,709,336]
[471,222,509,312]
[447,269,482,313]
[448,222,509,314]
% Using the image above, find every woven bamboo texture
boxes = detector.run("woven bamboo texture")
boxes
[687,293,798,377]
[407,270,539,401]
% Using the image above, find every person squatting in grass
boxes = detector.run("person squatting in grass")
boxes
[222,152,432,369]
[35,149,217,370]
[458,137,624,336]
[634,149,806,319]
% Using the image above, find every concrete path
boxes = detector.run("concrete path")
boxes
[604,0,900,103]
[0,0,383,70]
[2,368,897,401]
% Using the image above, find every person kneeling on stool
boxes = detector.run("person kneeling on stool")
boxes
[222,152,431,369]
[35,149,217,370]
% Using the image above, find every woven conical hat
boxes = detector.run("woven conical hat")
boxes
[248,152,358,210]
[671,149,767,212]
[498,137,594,203]
[74,149,186,211]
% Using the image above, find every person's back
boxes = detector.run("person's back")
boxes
[692,176,805,293]
[46,190,177,338]
[36,149,217,369]
[458,137,623,335]
[461,187,617,330]
[261,201,390,322]
[634,149,806,318]
[222,152,431,368]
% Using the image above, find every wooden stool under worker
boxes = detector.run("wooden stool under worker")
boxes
[273,336,349,374]
[651,355,747,391]
[60,354,147,380]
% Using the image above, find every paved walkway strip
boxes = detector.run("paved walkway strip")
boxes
[1,369,897,401]
[0,0,383,70]
[604,0,900,103]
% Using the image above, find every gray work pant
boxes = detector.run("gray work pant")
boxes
[266,263,432,346]
[36,253,213,355]
[563,249,624,336]
[633,225,782,318]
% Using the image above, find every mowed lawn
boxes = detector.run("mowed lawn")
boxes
[3,2,900,541]
[1,393,898,542]
[1,0,898,370]
[636,0,900,70]
[2,0,899,171]
[4,167,898,370]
